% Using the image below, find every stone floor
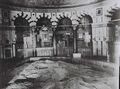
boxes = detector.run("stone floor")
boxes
[2,59,117,89]
[0,58,30,89]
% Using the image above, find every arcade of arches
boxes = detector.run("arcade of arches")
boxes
[0,0,120,63]
[12,13,93,58]
[0,1,120,89]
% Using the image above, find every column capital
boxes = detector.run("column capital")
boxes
[52,25,57,28]
[52,25,57,32]
[72,25,77,30]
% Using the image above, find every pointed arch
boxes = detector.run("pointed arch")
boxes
[13,12,30,32]
[55,16,74,56]
[80,14,93,33]
[36,14,52,27]
[14,16,30,31]
[13,12,30,49]
[76,14,93,57]
[35,13,53,48]
[56,16,73,31]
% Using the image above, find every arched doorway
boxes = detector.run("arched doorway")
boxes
[77,15,93,57]
[55,17,73,56]
[36,14,53,56]
[14,14,30,57]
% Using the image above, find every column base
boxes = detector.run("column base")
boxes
[73,53,81,59]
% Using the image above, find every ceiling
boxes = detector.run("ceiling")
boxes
[0,0,105,8]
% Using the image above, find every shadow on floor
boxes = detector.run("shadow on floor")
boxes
[0,57,27,89]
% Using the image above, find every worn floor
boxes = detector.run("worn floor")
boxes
[1,59,117,89]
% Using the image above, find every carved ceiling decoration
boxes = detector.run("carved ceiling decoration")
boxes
[0,0,105,9]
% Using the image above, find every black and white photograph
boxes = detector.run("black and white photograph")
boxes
[0,0,120,89]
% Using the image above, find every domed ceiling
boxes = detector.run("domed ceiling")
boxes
[0,0,105,8]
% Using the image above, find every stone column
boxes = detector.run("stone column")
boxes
[31,26,37,57]
[113,25,120,64]
[108,24,120,63]
[53,26,57,56]
[112,25,120,89]
[12,43,16,57]
[73,25,77,53]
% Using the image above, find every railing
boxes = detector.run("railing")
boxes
[24,48,33,57]
[17,49,24,58]
[17,47,91,58]
[57,47,73,56]
[17,47,54,58]
[36,47,53,56]
[78,48,92,57]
